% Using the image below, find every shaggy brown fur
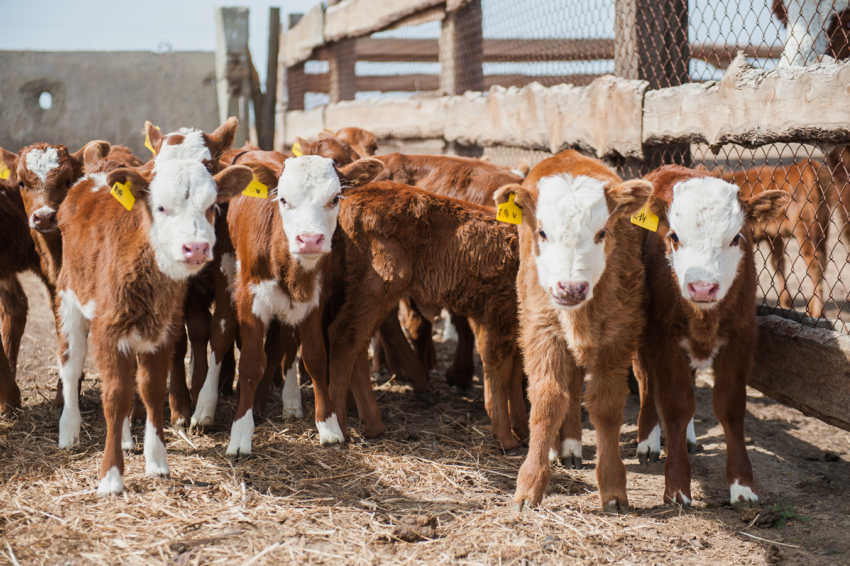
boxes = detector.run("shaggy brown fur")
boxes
[496,150,652,514]
[720,161,830,318]
[333,127,378,158]
[56,159,252,491]
[327,182,528,450]
[634,165,789,509]
[0,181,41,413]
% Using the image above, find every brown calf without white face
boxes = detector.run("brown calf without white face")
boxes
[327,181,528,450]
[0,180,41,414]
[497,150,653,514]
[633,165,789,510]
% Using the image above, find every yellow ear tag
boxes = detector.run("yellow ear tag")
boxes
[630,203,659,232]
[145,126,161,155]
[0,163,10,180]
[291,142,303,157]
[111,180,136,211]
[497,192,523,225]
[242,176,268,199]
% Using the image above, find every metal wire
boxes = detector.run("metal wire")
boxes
[282,0,850,329]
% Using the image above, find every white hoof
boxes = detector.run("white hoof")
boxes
[97,467,123,497]
[316,414,346,446]
[191,354,220,429]
[58,407,82,449]
[281,366,303,420]
[121,417,134,450]
[144,419,170,477]
[730,479,758,509]
[172,416,186,430]
[225,410,254,458]
[441,310,458,342]
[637,424,661,461]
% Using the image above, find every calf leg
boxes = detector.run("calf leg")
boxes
[658,368,697,508]
[226,312,265,459]
[137,346,174,479]
[713,343,758,510]
[371,334,387,374]
[280,330,302,419]
[793,211,825,318]
[585,363,630,514]
[168,325,192,428]
[634,353,661,464]
[94,337,136,496]
[191,287,237,429]
[185,291,212,407]
[551,369,582,469]
[218,343,237,396]
[767,235,792,310]
[0,333,19,415]
[445,315,475,390]
[254,322,285,417]
[378,308,431,399]
[349,348,385,438]
[478,329,520,451]
[508,353,530,442]
[0,275,28,382]
[403,301,436,372]
[56,290,90,448]
[302,305,349,444]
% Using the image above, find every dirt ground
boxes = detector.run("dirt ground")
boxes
[1,272,850,566]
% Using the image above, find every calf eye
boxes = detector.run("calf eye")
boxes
[18,182,24,189]
[538,230,547,241]
[156,206,166,214]
[595,229,607,243]
[670,232,679,243]
[731,233,742,246]
[331,195,340,207]
[279,197,287,206]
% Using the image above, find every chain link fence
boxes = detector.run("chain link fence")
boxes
[283,0,850,330]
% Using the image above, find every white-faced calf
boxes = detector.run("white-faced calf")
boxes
[633,165,789,510]
[54,135,252,495]
[497,150,653,514]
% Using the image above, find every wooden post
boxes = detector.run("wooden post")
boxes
[439,0,484,157]
[215,6,251,148]
[260,7,280,150]
[327,0,356,104]
[284,14,307,112]
[614,0,690,176]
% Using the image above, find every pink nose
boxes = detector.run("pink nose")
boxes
[31,211,57,231]
[182,242,210,264]
[688,282,719,302]
[553,281,589,305]
[295,233,325,254]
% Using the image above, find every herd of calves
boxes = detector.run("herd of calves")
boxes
[2,116,817,516]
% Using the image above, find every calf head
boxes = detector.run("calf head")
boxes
[247,155,384,270]
[645,165,790,307]
[145,118,239,174]
[297,133,360,167]
[495,173,652,310]
[333,127,378,158]
[1,141,110,234]
[106,163,253,280]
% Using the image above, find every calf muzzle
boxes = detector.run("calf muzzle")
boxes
[687,281,719,303]
[551,281,588,307]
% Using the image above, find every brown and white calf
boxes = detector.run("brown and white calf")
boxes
[633,165,789,510]
[55,152,252,495]
[498,150,653,514]
[327,181,528,450]
[0,180,41,413]
[192,153,384,456]
[720,161,829,318]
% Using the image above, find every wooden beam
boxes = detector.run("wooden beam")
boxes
[260,7,280,150]
[690,43,782,69]
[280,3,324,67]
[299,73,603,93]
[324,0,444,43]
[751,314,850,432]
[215,7,251,148]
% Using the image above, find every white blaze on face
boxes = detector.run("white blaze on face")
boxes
[277,156,342,270]
[24,147,60,183]
[156,129,212,162]
[666,178,745,306]
[534,174,610,309]
[148,160,218,280]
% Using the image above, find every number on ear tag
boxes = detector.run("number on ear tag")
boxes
[497,193,523,225]
[0,162,10,180]
[291,143,303,157]
[145,126,161,155]
[630,203,659,232]
[242,176,268,199]
[111,181,136,211]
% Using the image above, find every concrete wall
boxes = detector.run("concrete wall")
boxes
[0,51,219,157]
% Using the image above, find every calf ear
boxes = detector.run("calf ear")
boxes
[745,189,791,225]
[207,117,239,157]
[493,183,536,227]
[144,121,165,155]
[0,147,19,181]
[607,179,653,217]
[71,140,111,173]
[239,161,281,199]
[338,158,384,189]
[213,165,255,204]
[295,136,313,155]
[106,168,151,202]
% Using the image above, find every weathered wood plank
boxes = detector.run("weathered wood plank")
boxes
[215,7,251,148]
[281,3,324,67]
[294,72,602,93]
[751,315,850,432]
[324,0,444,43]
[643,54,850,149]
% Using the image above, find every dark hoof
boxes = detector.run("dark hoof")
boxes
[560,455,583,470]
[687,440,698,455]
[732,499,759,511]
[414,391,435,405]
[602,500,631,515]
[54,407,63,420]
[665,498,691,511]
[638,450,661,465]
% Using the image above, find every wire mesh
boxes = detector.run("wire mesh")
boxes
[282,0,850,330]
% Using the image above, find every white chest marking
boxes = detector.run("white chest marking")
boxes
[679,338,726,372]
[250,275,322,327]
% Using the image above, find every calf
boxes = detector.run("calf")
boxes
[499,150,653,514]
[721,161,829,318]
[196,154,384,457]
[327,181,529,450]
[333,127,378,158]
[55,150,252,495]
[0,180,41,413]
[634,165,789,510]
